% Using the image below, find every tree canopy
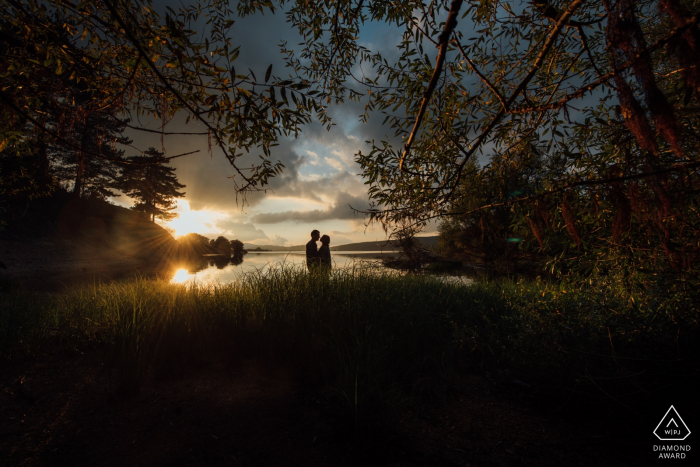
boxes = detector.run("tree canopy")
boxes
[282,0,700,275]
[3,0,700,276]
[0,0,330,200]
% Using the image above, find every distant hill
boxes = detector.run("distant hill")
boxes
[333,236,438,251]
[244,236,438,252]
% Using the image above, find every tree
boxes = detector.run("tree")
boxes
[51,114,131,199]
[230,239,245,255]
[1,0,330,206]
[181,232,212,247]
[211,236,232,255]
[0,142,53,229]
[437,157,537,273]
[284,0,700,275]
[118,149,185,222]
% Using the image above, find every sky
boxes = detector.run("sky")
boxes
[110,1,590,247]
[110,1,425,246]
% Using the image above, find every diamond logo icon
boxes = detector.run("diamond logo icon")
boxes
[654,406,691,441]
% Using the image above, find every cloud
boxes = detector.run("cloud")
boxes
[324,157,346,171]
[251,191,370,224]
[214,220,269,242]
[325,230,353,245]
[306,151,320,165]
[268,234,289,246]
[123,8,407,230]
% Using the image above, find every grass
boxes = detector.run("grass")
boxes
[1,265,699,442]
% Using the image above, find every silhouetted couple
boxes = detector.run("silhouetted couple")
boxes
[306,230,331,271]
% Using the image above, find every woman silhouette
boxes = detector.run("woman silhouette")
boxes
[318,235,331,271]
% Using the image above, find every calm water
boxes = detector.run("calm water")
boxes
[169,251,474,286]
[170,251,398,284]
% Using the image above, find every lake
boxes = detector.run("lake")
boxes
[169,251,474,286]
[170,251,398,284]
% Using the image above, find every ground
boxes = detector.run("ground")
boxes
[0,349,651,466]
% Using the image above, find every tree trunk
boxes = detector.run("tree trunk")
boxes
[73,130,88,198]
[35,118,51,188]
[36,138,50,188]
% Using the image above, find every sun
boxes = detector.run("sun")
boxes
[163,200,224,238]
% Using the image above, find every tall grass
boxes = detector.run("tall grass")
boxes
[1,265,698,440]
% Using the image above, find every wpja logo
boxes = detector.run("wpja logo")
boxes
[653,405,691,460]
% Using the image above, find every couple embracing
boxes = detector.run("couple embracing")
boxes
[305,230,332,271]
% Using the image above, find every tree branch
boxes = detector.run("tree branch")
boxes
[451,35,508,112]
[532,1,605,27]
[509,11,700,115]
[576,24,605,80]
[101,0,256,188]
[121,121,208,135]
[399,0,464,171]
[457,161,700,216]
[0,90,199,164]
[449,0,586,186]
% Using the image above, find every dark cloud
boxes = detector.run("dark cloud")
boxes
[124,5,405,215]
[251,191,370,224]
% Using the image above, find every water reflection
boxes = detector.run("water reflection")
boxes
[176,253,245,274]
[169,251,474,287]
[169,251,391,284]
[172,268,190,284]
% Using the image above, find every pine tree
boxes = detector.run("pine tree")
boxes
[51,114,131,200]
[117,148,185,222]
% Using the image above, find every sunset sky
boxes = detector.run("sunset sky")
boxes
[110,3,438,246]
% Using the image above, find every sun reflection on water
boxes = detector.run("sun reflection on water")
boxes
[171,268,191,284]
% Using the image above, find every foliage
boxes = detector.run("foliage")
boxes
[230,238,245,254]
[283,0,700,277]
[51,113,131,199]
[384,220,438,270]
[437,156,544,272]
[210,235,232,254]
[180,232,212,246]
[117,148,186,222]
[0,0,330,202]
[207,235,246,256]
[0,142,55,229]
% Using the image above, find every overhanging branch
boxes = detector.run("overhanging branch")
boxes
[399,0,464,172]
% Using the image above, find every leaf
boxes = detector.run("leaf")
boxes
[265,64,272,83]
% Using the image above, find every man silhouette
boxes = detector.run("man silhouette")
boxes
[306,229,321,270]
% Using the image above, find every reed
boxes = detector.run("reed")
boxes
[1,265,698,442]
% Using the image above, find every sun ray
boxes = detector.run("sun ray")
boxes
[163,200,225,237]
